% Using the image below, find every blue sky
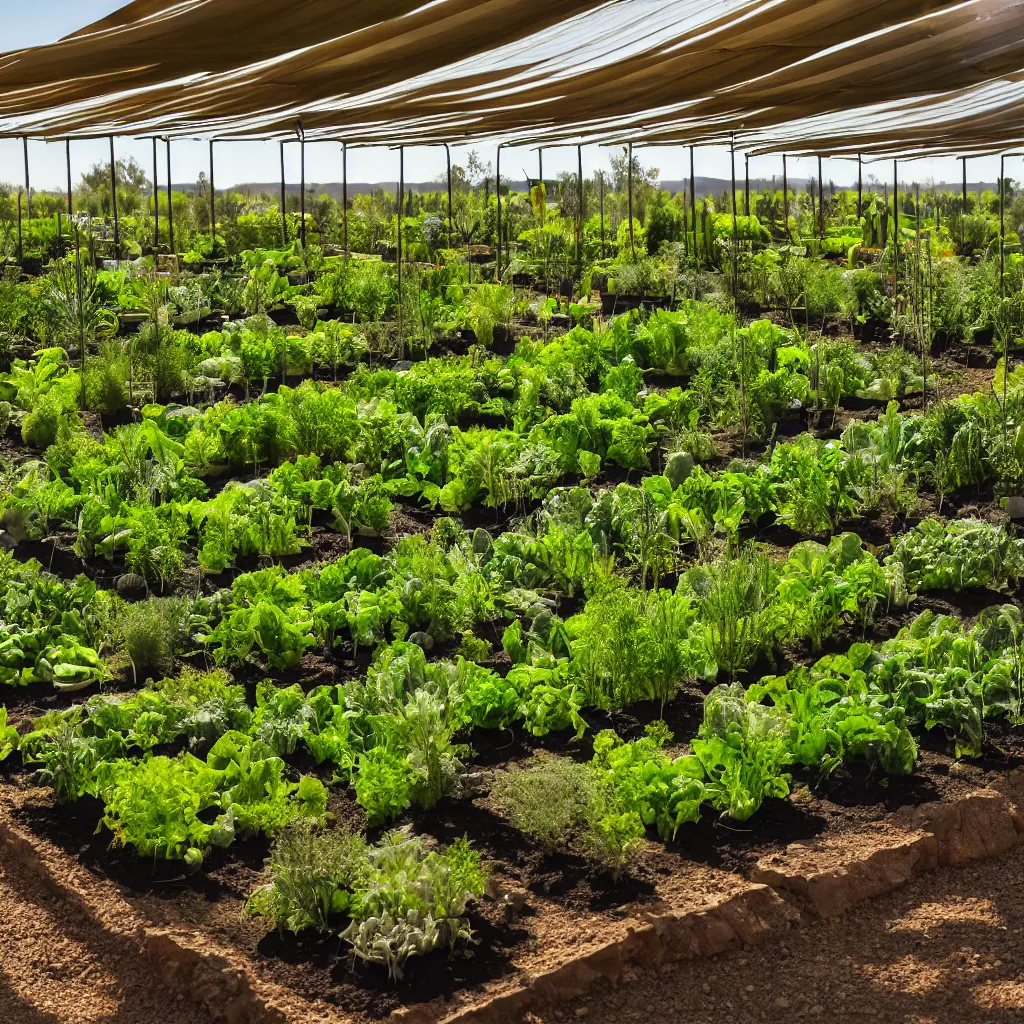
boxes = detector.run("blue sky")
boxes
[0,2,1003,193]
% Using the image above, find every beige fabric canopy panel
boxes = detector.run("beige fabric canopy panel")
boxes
[0,0,1022,158]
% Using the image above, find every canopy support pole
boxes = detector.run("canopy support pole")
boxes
[817,155,824,241]
[23,137,30,222]
[166,138,175,255]
[397,145,404,359]
[151,138,159,247]
[279,141,287,245]
[342,142,348,259]
[599,170,606,259]
[444,143,453,248]
[893,160,899,297]
[66,139,73,219]
[109,136,119,267]
[577,144,584,285]
[627,142,635,261]
[857,154,862,221]
[496,144,502,281]
[782,154,792,242]
[538,148,543,186]
[744,153,749,217]
[690,146,697,262]
[730,135,738,297]
[299,132,306,248]
[961,156,967,254]
[999,153,1005,299]
[209,140,216,255]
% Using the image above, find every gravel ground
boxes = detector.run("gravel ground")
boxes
[0,854,204,1024]
[529,843,1024,1024]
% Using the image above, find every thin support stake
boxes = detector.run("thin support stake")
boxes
[961,156,968,254]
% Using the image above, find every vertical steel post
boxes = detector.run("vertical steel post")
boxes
[22,137,30,221]
[299,134,306,248]
[109,136,119,266]
[893,160,899,290]
[577,144,584,282]
[342,141,349,258]
[152,137,159,246]
[857,154,862,221]
[599,170,606,259]
[166,138,175,254]
[782,153,789,240]
[208,139,216,253]
[730,136,738,296]
[744,153,749,217]
[1000,153,1006,299]
[627,142,635,260]
[689,145,697,261]
[495,144,502,279]
[397,146,404,356]
[279,141,287,244]
[538,148,543,187]
[961,155,967,253]
[66,139,73,218]
[817,155,824,239]
[444,144,453,248]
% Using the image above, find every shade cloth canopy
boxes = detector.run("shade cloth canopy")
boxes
[0,0,1021,158]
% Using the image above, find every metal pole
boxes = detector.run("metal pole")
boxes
[208,139,216,253]
[496,144,502,279]
[299,135,306,248]
[730,135,738,296]
[166,138,175,254]
[66,139,73,218]
[1000,153,1006,299]
[744,153,749,217]
[690,145,697,262]
[397,145,404,357]
[782,154,791,241]
[22,137,30,222]
[893,159,899,293]
[152,137,159,246]
[342,142,349,258]
[627,142,635,260]
[599,170,606,259]
[279,141,287,244]
[857,154,862,221]
[109,136,119,266]
[444,143,453,247]
[817,155,824,240]
[577,144,584,282]
[961,155,967,253]
[538,148,543,186]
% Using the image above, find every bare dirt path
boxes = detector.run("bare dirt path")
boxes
[530,843,1024,1024]
[0,852,204,1024]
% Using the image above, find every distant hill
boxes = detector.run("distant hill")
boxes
[161,177,1001,199]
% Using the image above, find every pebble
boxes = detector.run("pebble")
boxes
[775,996,791,1009]
[574,1008,589,1018]
[702,983,711,995]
